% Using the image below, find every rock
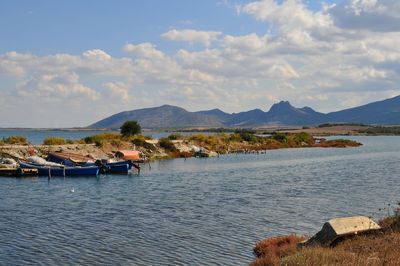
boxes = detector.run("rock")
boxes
[299,216,381,247]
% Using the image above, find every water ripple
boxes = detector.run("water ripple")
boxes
[1,136,400,265]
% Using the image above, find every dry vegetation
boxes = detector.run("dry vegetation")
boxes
[184,131,360,154]
[251,215,400,266]
[0,132,361,161]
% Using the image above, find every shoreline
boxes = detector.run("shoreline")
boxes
[0,132,362,162]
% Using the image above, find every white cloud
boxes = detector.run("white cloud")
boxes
[241,0,333,33]
[123,42,165,59]
[162,29,222,47]
[103,82,130,101]
[16,72,100,100]
[330,0,400,31]
[223,33,267,51]
[83,49,112,61]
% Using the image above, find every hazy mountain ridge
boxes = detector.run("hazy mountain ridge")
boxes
[89,95,400,129]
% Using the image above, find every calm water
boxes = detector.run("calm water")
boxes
[1,136,400,265]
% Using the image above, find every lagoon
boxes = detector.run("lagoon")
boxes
[1,136,399,265]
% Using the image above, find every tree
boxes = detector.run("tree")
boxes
[120,121,141,137]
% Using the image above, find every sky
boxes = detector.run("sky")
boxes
[0,0,399,127]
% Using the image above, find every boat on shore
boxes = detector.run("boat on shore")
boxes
[19,162,99,177]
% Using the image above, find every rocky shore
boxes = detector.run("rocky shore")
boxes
[0,132,362,163]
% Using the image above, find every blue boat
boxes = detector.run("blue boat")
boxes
[46,152,134,174]
[104,161,131,174]
[19,162,99,177]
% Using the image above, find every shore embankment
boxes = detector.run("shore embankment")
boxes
[0,131,362,162]
[251,214,400,266]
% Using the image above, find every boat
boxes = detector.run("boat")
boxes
[47,152,94,166]
[101,160,131,174]
[19,162,99,177]
[0,168,38,177]
[47,151,142,174]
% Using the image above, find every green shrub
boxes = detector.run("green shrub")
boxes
[131,135,147,146]
[159,138,177,152]
[83,133,121,146]
[2,136,27,145]
[272,132,287,143]
[293,132,313,144]
[120,121,141,137]
[168,133,182,140]
[239,132,257,142]
[43,137,66,145]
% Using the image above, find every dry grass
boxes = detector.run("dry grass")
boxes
[317,139,361,148]
[280,232,400,266]
[1,135,27,145]
[251,235,306,266]
[43,137,67,145]
[252,215,400,266]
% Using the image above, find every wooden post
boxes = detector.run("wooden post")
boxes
[48,167,51,180]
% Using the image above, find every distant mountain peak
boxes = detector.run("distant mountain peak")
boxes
[299,106,321,114]
[89,95,400,128]
[268,101,296,113]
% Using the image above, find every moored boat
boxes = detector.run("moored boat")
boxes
[47,151,142,174]
[0,168,38,177]
[19,162,99,177]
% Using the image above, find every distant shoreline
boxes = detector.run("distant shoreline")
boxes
[1,125,400,136]
[0,128,116,132]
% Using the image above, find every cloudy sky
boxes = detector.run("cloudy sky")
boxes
[0,0,399,127]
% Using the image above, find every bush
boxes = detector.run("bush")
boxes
[272,132,287,143]
[120,121,141,137]
[159,138,177,152]
[293,132,313,145]
[168,133,182,140]
[2,136,27,145]
[83,133,120,147]
[131,135,147,146]
[239,132,257,142]
[43,137,66,145]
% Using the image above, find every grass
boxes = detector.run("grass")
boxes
[159,138,177,152]
[251,235,306,266]
[83,133,121,147]
[1,136,27,145]
[43,137,67,145]
[251,215,400,266]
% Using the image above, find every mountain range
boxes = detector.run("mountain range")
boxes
[89,95,400,129]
